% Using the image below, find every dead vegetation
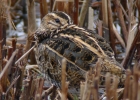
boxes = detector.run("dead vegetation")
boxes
[0,0,140,100]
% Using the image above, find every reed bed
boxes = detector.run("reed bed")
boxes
[0,0,140,100]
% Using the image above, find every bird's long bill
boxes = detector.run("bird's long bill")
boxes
[100,58,125,77]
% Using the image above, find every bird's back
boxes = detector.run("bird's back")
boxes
[35,24,124,88]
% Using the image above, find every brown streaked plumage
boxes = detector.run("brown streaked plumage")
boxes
[34,11,125,89]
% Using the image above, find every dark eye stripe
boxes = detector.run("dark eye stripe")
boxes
[53,11,72,24]
[55,18,60,23]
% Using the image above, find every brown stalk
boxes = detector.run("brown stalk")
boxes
[128,76,133,99]
[95,58,102,80]
[14,46,24,99]
[52,0,57,11]
[112,76,119,100]
[92,77,99,100]
[137,82,140,100]
[42,85,55,99]
[78,0,90,27]
[101,0,109,41]
[61,58,68,100]
[25,0,36,64]
[56,1,64,11]
[64,0,69,14]
[123,69,131,99]
[7,46,13,60]
[131,65,138,100]
[122,25,140,68]
[136,0,140,17]
[113,24,125,48]
[0,50,17,98]
[5,75,20,95]
[0,40,3,71]
[20,77,32,100]
[80,82,85,100]
[91,1,102,8]
[102,0,108,27]
[40,0,48,19]
[126,0,137,56]
[6,40,25,49]
[114,0,128,43]
[105,73,111,100]
[0,0,7,62]
[15,45,35,65]
[107,0,116,53]
[29,77,38,99]
[57,89,62,98]
[127,0,133,33]
[49,0,54,11]
[12,38,16,52]
[35,78,44,100]
[97,20,103,36]
[0,49,18,80]
[120,4,129,21]
[73,0,79,25]
[82,72,94,100]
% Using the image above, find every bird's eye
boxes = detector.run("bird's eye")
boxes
[55,18,60,23]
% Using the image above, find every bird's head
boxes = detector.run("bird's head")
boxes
[40,11,72,30]
[34,11,72,41]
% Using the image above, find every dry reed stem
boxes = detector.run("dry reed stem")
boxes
[35,78,44,100]
[113,24,125,48]
[29,77,38,99]
[64,0,69,14]
[25,0,36,64]
[15,45,35,65]
[0,49,18,80]
[123,69,131,99]
[114,0,128,43]
[0,40,2,71]
[5,75,20,96]
[120,3,129,21]
[20,77,33,100]
[122,25,140,68]
[40,0,48,19]
[102,0,108,27]
[128,76,133,99]
[73,0,79,25]
[42,85,55,99]
[112,76,119,100]
[6,40,25,49]
[137,82,140,100]
[107,0,116,53]
[61,58,68,100]
[7,46,13,60]
[95,58,102,77]
[97,20,103,36]
[126,0,137,58]
[0,0,7,71]
[92,77,99,100]
[82,72,94,100]
[105,73,111,100]
[91,1,102,8]
[80,82,85,100]
[136,0,140,15]
[78,0,90,27]
[132,65,139,100]
[127,0,133,33]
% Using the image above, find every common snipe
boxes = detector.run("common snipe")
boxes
[34,11,125,89]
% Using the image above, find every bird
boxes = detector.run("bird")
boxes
[34,11,125,89]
